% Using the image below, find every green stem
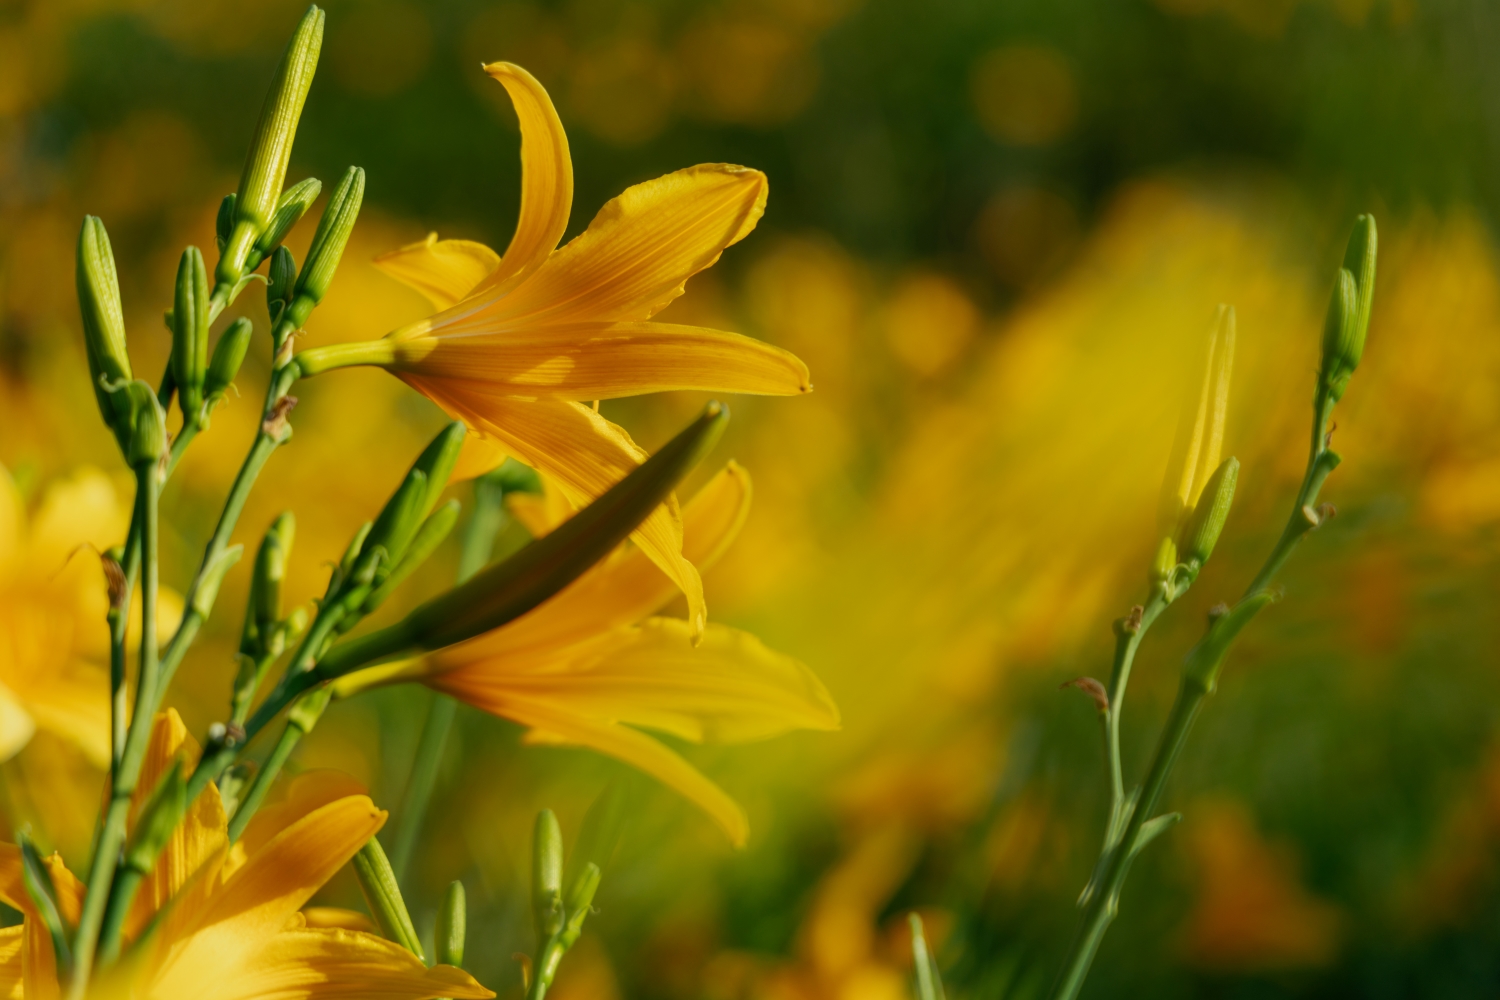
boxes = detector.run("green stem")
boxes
[95,865,146,967]
[1102,591,1167,841]
[71,462,159,998]
[226,723,302,843]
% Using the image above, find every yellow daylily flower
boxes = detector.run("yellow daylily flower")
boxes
[336,464,839,847]
[0,466,181,768]
[294,62,811,636]
[0,710,492,1000]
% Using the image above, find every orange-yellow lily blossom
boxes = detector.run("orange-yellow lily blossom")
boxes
[294,62,811,636]
[335,464,838,847]
[0,465,180,767]
[0,711,492,1000]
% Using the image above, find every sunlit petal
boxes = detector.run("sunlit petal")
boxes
[373,235,501,312]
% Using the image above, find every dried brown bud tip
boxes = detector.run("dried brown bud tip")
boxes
[1062,677,1110,714]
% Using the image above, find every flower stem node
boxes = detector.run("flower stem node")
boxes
[219,5,324,286]
[1181,590,1277,695]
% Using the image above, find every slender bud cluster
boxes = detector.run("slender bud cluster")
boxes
[204,317,254,404]
[283,166,365,340]
[172,246,210,423]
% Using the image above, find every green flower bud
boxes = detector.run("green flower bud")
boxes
[366,469,429,580]
[220,5,325,285]
[564,862,600,931]
[267,245,297,324]
[205,317,254,402]
[172,246,211,422]
[533,809,565,942]
[118,380,168,467]
[248,176,322,270]
[314,403,730,678]
[215,193,237,254]
[352,837,424,960]
[1341,213,1377,356]
[1319,268,1359,402]
[435,880,467,968]
[247,512,296,654]
[414,422,467,513]
[567,783,628,893]
[77,216,134,442]
[362,499,460,615]
[287,686,332,732]
[1177,456,1238,567]
[289,166,365,322]
[123,765,187,874]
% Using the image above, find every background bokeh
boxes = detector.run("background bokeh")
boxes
[6,0,1500,996]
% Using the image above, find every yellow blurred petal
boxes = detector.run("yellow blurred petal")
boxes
[400,384,706,634]
[160,927,493,1000]
[0,466,22,572]
[237,770,371,860]
[506,700,749,846]
[25,467,128,573]
[504,473,574,538]
[0,682,35,763]
[1159,306,1236,530]
[390,321,810,399]
[23,661,108,769]
[479,164,767,328]
[0,924,22,1000]
[470,62,572,298]
[301,907,379,933]
[330,659,427,699]
[431,463,751,671]
[0,846,81,1000]
[449,619,839,744]
[373,234,501,313]
[449,434,511,483]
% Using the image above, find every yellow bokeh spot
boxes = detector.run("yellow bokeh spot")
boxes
[883,271,979,378]
[973,184,1081,288]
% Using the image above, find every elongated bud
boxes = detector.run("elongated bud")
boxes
[564,862,601,929]
[205,317,254,402]
[1319,268,1360,402]
[245,512,295,658]
[366,470,429,581]
[352,837,425,960]
[220,5,325,285]
[248,176,322,267]
[216,193,237,254]
[533,809,565,941]
[120,381,168,467]
[567,783,628,893]
[362,499,461,614]
[1159,305,1235,540]
[1177,457,1238,567]
[123,765,187,873]
[268,245,297,323]
[287,686,332,732]
[314,403,730,677]
[436,880,467,968]
[414,422,467,513]
[173,246,211,421]
[288,166,364,324]
[77,216,135,441]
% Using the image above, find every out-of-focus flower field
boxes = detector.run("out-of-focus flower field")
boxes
[7,0,1500,996]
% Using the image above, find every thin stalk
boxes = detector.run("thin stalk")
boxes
[1102,591,1167,839]
[226,723,302,842]
[95,866,146,967]
[71,462,159,998]
[389,478,508,883]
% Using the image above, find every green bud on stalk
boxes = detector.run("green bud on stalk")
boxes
[77,216,135,444]
[532,809,565,942]
[247,176,322,271]
[365,470,429,583]
[286,166,365,329]
[122,766,187,874]
[220,5,325,286]
[247,512,296,654]
[564,862,601,928]
[567,783,629,893]
[1319,269,1359,402]
[1177,457,1238,567]
[172,246,210,422]
[412,421,467,513]
[361,499,461,614]
[352,837,424,960]
[205,317,254,403]
[118,381,168,468]
[287,686,332,733]
[436,881,467,968]
[268,246,297,325]
[215,193,238,254]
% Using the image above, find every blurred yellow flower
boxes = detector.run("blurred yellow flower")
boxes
[0,465,180,768]
[295,61,811,636]
[336,463,838,846]
[0,711,491,1000]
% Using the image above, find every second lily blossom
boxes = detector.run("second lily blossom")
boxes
[295,62,812,636]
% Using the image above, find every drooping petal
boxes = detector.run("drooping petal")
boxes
[237,770,370,860]
[300,907,378,933]
[430,463,751,671]
[151,796,385,995]
[497,698,750,846]
[389,321,809,399]
[472,62,573,297]
[466,164,766,329]
[440,619,839,744]
[373,235,501,312]
[400,382,707,634]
